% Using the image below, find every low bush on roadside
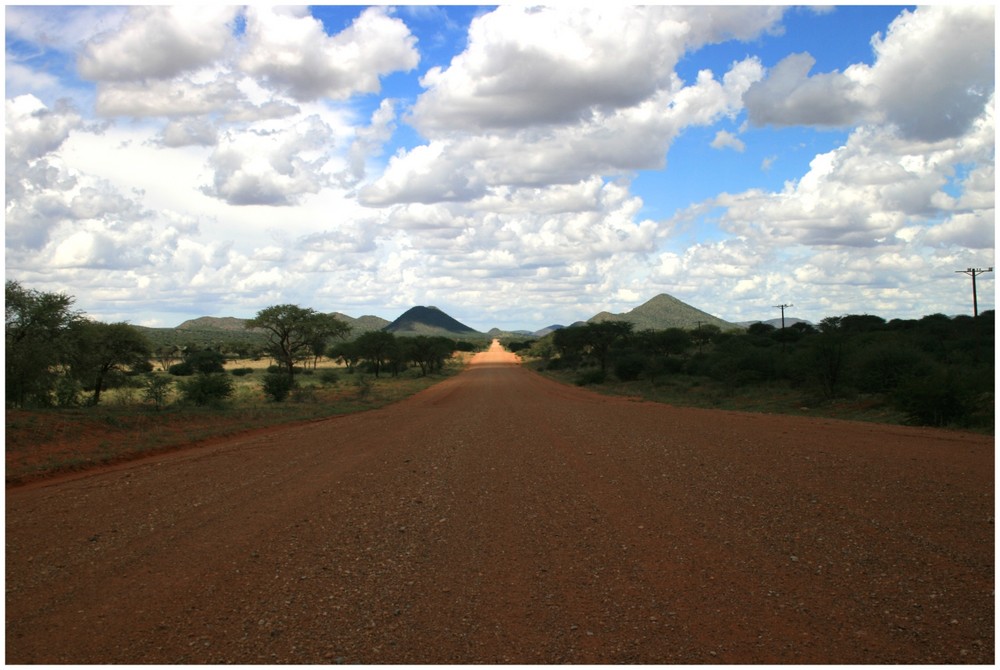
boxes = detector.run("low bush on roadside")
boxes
[143,374,173,410]
[576,369,606,386]
[177,373,234,407]
[261,372,295,402]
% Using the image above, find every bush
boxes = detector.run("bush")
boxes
[353,375,373,398]
[231,367,254,377]
[54,376,82,407]
[143,374,173,410]
[261,372,295,402]
[186,349,226,374]
[613,352,646,381]
[291,385,317,403]
[893,371,972,427]
[177,373,234,407]
[318,369,339,385]
[576,369,606,386]
[167,361,194,376]
[852,343,932,393]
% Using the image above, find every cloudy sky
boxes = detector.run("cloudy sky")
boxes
[5,4,995,331]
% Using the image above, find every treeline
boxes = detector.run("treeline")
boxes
[5,282,480,408]
[523,313,994,429]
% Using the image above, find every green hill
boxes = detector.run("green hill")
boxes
[332,312,391,337]
[384,306,486,339]
[176,316,249,331]
[136,325,267,352]
[588,294,739,331]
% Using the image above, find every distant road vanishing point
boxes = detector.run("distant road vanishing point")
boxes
[6,340,993,663]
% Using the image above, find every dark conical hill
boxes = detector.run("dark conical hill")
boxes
[384,306,482,337]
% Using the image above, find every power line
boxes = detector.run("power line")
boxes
[955,267,993,318]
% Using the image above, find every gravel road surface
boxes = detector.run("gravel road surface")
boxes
[6,341,994,663]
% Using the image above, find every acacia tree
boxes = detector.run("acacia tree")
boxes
[67,320,152,405]
[583,321,634,374]
[353,331,398,378]
[5,280,82,407]
[405,336,453,376]
[246,305,350,382]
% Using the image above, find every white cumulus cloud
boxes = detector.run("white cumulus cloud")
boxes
[744,5,995,141]
[239,6,419,101]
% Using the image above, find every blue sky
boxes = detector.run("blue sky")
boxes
[5,4,995,331]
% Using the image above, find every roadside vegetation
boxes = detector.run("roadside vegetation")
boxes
[512,314,994,432]
[5,281,481,483]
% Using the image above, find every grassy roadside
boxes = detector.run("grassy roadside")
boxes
[6,360,466,486]
[530,361,919,426]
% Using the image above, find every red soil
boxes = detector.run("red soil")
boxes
[5,342,994,663]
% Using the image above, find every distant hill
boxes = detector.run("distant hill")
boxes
[532,324,565,337]
[332,312,391,336]
[488,327,533,339]
[136,324,267,351]
[176,312,388,335]
[176,316,250,331]
[384,306,485,338]
[588,294,738,331]
[736,317,813,329]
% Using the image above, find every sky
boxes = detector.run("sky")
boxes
[4,3,995,332]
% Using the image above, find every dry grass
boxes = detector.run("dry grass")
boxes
[6,360,465,485]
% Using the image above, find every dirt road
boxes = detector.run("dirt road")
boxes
[6,341,994,663]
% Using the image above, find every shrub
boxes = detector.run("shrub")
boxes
[230,367,254,377]
[353,375,373,398]
[318,369,339,385]
[261,372,295,402]
[852,343,932,393]
[54,376,82,407]
[177,373,234,407]
[143,374,173,410]
[291,385,317,403]
[186,349,226,374]
[576,369,606,386]
[893,371,972,427]
[613,352,646,381]
[545,357,569,371]
[168,361,194,376]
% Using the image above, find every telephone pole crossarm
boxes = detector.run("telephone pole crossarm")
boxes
[773,303,793,330]
[956,267,993,317]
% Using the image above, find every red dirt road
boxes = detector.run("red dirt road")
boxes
[5,342,994,664]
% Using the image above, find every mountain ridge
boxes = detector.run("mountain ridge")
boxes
[171,293,741,339]
[588,294,737,331]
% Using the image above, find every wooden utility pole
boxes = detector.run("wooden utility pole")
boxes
[774,303,793,330]
[774,304,793,352]
[955,267,993,317]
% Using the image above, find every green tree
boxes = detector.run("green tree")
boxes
[690,323,721,352]
[552,325,589,367]
[5,280,82,407]
[67,320,152,405]
[583,321,634,374]
[354,331,398,378]
[808,316,848,398]
[405,336,453,376]
[153,345,182,371]
[246,305,350,382]
[329,340,360,372]
[185,348,227,374]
